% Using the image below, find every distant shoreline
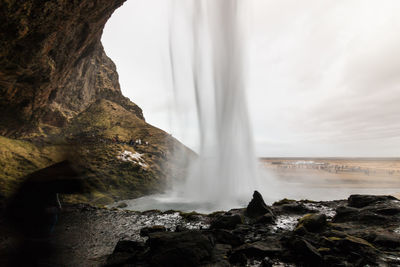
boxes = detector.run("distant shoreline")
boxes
[259,157,400,161]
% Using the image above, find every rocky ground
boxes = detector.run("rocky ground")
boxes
[2,193,399,266]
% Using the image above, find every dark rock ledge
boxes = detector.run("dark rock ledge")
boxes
[1,192,399,266]
[104,192,400,267]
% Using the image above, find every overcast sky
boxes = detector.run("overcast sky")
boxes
[102,0,400,157]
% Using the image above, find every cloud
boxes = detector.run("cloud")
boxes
[102,0,400,157]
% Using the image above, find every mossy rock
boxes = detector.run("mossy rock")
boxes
[296,213,327,232]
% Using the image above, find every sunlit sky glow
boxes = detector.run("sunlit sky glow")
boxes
[102,0,400,157]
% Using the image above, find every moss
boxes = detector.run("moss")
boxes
[273,198,296,206]
[317,247,331,252]
[0,136,63,196]
[0,99,191,206]
[180,211,203,221]
[345,235,376,250]
[327,236,342,241]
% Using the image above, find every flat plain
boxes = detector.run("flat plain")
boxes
[260,158,400,201]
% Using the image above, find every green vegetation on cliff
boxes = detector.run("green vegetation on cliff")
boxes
[0,99,192,205]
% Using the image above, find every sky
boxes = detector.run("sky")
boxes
[102,0,400,157]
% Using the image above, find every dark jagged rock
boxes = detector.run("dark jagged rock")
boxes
[103,195,400,267]
[140,225,166,237]
[210,229,244,247]
[296,213,327,233]
[105,240,147,266]
[277,203,316,215]
[288,237,322,264]
[232,240,284,259]
[348,194,398,208]
[147,231,214,267]
[333,196,400,226]
[373,233,400,249]
[246,191,274,218]
[210,214,243,230]
[256,213,275,224]
[0,0,127,135]
[0,1,194,204]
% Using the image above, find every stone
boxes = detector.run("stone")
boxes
[256,213,275,224]
[211,229,244,247]
[233,240,283,258]
[373,233,400,249]
[246,191,274,218]
[296,213,327,233]
[348,194,397,208]
[147,231,214,267]
[290,238,323,263]
[139,225,166,237]
[211,244,232,267]
[105,240,147,266]
[279,203,316,215]
[210,214,243,230]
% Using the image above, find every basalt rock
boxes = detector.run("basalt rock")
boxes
[0,0,131,135]
[0,0,194,204]
[210,213,243,230]
[105,195,400,267]
[246,191,274,218]
[348,194,397,208]
[147,231,214,267]
[140,225,166,237]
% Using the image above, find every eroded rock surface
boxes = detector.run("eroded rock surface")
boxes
[104,193,400,267]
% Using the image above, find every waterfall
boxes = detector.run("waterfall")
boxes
[169,0,261,210]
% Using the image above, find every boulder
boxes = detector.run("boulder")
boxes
[289,238,323,264]
[211,229,244,247]
[373,233,400,249]
[296,213,327,233]
[246,191,274,218]
[139,225,166,237]
[256,213,275,224]
[105,240,147,266]
[147,231,214,267]
[232,240,283,259]
[279,203,316,215]
[348,194,397,208]
[210,214,243,230]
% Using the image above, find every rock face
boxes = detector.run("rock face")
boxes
[0,1,193,203]
[0,0,127,135]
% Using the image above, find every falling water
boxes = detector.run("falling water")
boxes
[168,0,261,210]
[117,0,263,212]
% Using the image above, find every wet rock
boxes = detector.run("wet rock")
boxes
[211,244,231,267]
[210,214,243,230]
[289,238,323,263]
[332,205,359,222]
[147,231,213,267]
[333,204,397,226]
[246,191,274,218]
[348,194,397,208]
[278,203,316,215]
[232,240,283,259]
[211,229,244,247]
[140,225,166,237]
[256,213,275,224]
[175,224,189,232]
[273,198,296,206]
[105,240,147,266]
[296,213,327,233]
[373,233,400,249]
